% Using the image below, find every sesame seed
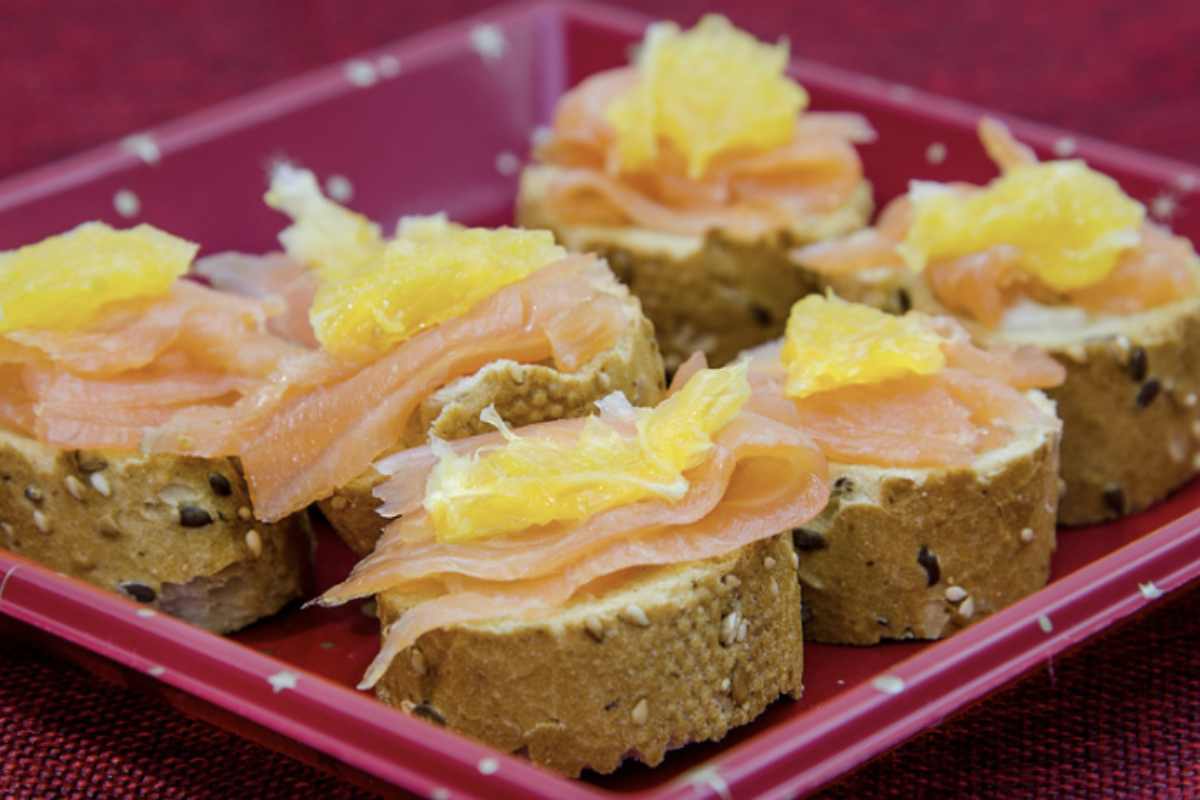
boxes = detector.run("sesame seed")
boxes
[325,174,354,202]
[410,648,426,676]
[621,604,650,627]
[237,506,253,521]
[113,189,140,218]
[769,578,779,596]
[631,698,649,725]
[958,596,976,619]
[1113,335,1131,357]
[121,133,162,165]
[1186,393,1198,408]
[33,510,49,534]
[1020,527,1035,543]
[1052,136,1076,157]
[1,522,12,540]
[720,678,731,692]
[925,142,947,164]
[764,556,777,569]
[1037,614,1053,633]
[872,675,905,695]
[136,608,156,618]
[736,619,749,643]
[944,585,968,603]
[120,582,156,603]
[245,529,263,558]
[329,496,348,511]
[179,505,213,528]
[494,150,520,176]
[89,472,112,497]
[790,549,800,569]
[207,472,232,496]
[64,475,85,500]
[24,485,43,504]
[1169,437,1188,463]
[584,616,605,642]
[477,757,499,775]
[722,574,741,590]
[719,611,740,646]
[1064,344,1086,362]
[343,59,378,87]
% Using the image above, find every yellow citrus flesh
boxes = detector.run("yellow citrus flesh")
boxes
[606,14,807,179]
[0,222,196,334]
[265,167,565,361]
[898,160,1145,292]
[781,294,945,399]
[424,363,750,543]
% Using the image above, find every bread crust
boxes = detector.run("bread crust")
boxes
[373,534,803,777]
[0,428,307,633]
[1033,299,1200,523]
[318,301,665,556]
[795,394,1060,644]
[517,165,873,371]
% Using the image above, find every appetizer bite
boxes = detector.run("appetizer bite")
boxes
[518,15,875,371]
[315,364,829,776]
[0,224,308,632]
[741,295,1063,644]
[796,120,1200,524]
[171,167,664,554]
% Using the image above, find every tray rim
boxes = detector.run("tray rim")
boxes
[2,3,1200,799]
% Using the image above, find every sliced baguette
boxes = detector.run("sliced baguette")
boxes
[0,427,307,634]
[373,534,803,777]
[318,289,665,556]
[811,252,1200,525]
[795,391,1060,644]
[517,165,873,371]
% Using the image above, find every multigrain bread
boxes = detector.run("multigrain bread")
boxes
[795,392,1061,644]
[801,254,1200,525]
[996,298,1200,524]
[518,165,873,371]
[373,534,803,777]
[319,301,666,556]
[0,428,307,633]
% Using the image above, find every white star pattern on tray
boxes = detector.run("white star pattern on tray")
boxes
[1139,581,1164,599]
[343,59,378,88]
[267,670,299,693]
[470,24,507,62]
[121,133,161,165]
[872,675,905,695]
[684,766,733,800]
[1037,614,1053,633]
[1151,192,1179,221]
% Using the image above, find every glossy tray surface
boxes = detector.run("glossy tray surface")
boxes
[2,4,1200,799]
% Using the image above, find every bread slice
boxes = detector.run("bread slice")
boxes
[814,253,1200,525]
[517,165,873,372]
[795,391,1061,644]
[0,428,308,633]
[318,297,666,556]
[992,298,1200,524]
[372,533,803,777]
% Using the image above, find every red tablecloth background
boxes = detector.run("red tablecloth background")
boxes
[2,1,1199,797]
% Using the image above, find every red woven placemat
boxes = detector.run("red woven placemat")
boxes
[2,2,1200,798]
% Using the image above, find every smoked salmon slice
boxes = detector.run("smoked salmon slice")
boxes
[795,120,1199,323]
[316,373,830,689]
[533,67,875,239]
[145,255,637,522]
[743,317,1063,469]
[0,281,304,450]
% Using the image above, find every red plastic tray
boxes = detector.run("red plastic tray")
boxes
[3,3,1200,798]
